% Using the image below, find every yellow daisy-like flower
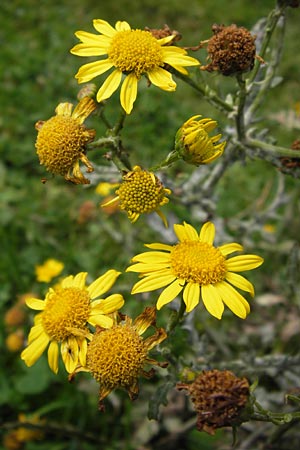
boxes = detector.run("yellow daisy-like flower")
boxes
[35,258,64,283]
[71,306,167,410]
[21,270,124,374]
[175,115,226,165]
[70,19,200,114]
[35,97,96,184]
[101,165,171,226]
[127,222,264,319]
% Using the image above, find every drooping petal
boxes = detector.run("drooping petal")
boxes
[87,270,121,299]
[156,279,185,310]
[183,282,200,312]
[131,272,177,294]
[61,337,78,374]
[93,19,118,37]
[199,222,215,244]
[96,69,123,103]
[218,242,244,256]
[120,73,138,114]
[133,306,156,335]
[226,255,264,272]
[75,60,114,83]
[226,272,255,296]
[48,340,59,374]
[214,281,250,319]
[55,102,73,117]
[78,338,87,367]
[25,298,45,311]
[21,332,49,367]
[90,294,124,315]
[148,67,176,91]
[174,222,198,242]
[201,284,224,319]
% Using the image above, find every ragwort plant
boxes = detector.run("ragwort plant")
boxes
[3,1,300,449]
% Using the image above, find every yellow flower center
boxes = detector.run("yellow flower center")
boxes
[108,29,163,78]
[86,324,148,389]
[35,116,92,176]
[42,287,91,341]
[117,168,169,214]
[170,241,227,285]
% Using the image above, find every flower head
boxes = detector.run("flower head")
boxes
[175,115,226,165]
[21,270,124,374]
[101,166,171,226]
[72,307,167,410]
[35,97,96,184]
[35,258,64,283]
[127,221,264,318]
[70,19,200,114]
[177,370,250,435]
[201,24,256,76]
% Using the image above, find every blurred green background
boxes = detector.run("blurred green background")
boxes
[1,1,300,449]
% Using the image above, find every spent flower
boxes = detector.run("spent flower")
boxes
[35,97,96,184]
[21,271,124,374]
[101,165,171,226]
[175,115,226,165]
[177,369,250,434]
[71,307,167,410]
[70,19,200,114]
[127,221,263,318]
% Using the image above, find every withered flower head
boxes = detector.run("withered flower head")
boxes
[202,24,256,76]
[177,369,250,435]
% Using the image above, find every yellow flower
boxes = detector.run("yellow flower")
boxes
[35,258,64,283]
[70,19,200,114]
[175,115,226,165]
[95,181,119,196]
[71,307,167,410]
[101,165,171,226]
[35,97,96,184]
[21,271,124,374]
[127,222,264,319]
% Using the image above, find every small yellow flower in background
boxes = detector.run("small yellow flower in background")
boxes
[177,370,250,435]
[70,19,200,114]
[71,306,167,410]
[127,221,263,318]
[35,97,96,184]
[35,258,64,283]
[5,330,25,352]
[175,115,226,165]
[101,166,171,226]
[21,270,124,374]
[3,413,44,448]
[95,181,119,196]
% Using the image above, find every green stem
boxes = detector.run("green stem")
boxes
[149,149,181,171]
[167,299,186,333]
[235,74,247,142]
[247,138,300,158]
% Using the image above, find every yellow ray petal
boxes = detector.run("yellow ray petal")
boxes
[28,323,46,344]
[145,243,174,251]
[87,270,121,299]
[218,242,244,256]
[25,298,45,310]
[21,332,49,367]
[156,279,184,310]
[61,337,78,374]
[226,272,255,296]
[201,284,224,319]
[183,282,200,312]
[174,222,198,242]
[226,255,264,272]
[97,69,123,103]
[48,340,59,374]
[162,49,200,67]
[75,60,114,83]
[93,19,118,37]
[61,274,75,288]
[73,31,111,46]
[214,281,250,319]
[88,314,113,328]
[90,293,124,315]
[148,67,176,91]
[126,262,170,273]
[70,43,108,57]
[120,72,138,114]
[115,21,131,31]
[130,251,171,264]
[72,272,88,289]
[131,272,176,294]
[78,338,87,366]
[199,222,215,244]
